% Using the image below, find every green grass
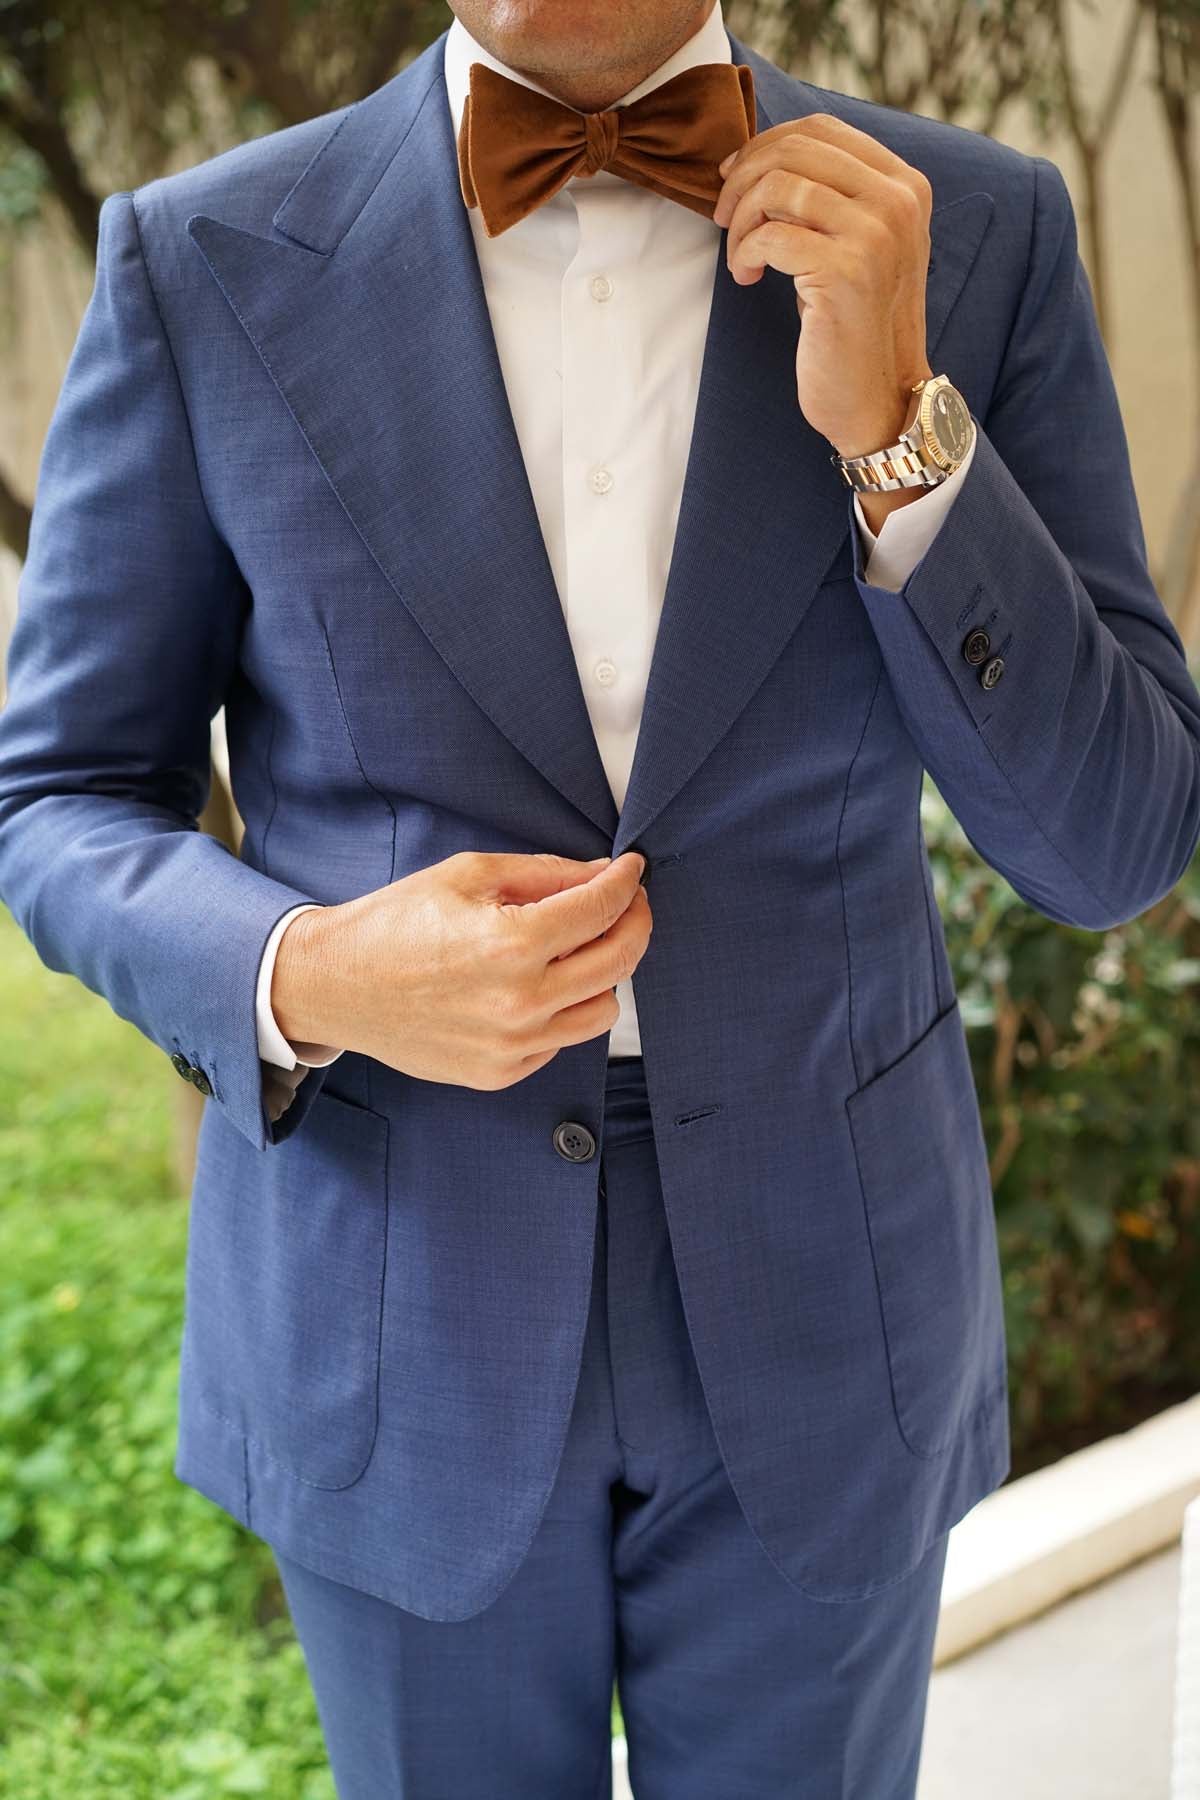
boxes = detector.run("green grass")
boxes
[0,908,336,1798]
[0,906,626,1789]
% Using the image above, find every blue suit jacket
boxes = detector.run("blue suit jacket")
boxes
[2,25,1199,1622]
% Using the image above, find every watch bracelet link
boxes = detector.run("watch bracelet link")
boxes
[830,373,967,494]
[831,443,943,494]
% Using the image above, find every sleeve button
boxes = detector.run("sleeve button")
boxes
[980,655,1005,690]
[170,1052,192,1080]
[962,628,991,666]
[189,1068,214,1097]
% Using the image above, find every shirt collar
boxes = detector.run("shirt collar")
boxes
[443,1,731,150]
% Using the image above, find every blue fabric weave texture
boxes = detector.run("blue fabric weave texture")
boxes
[1,25,1198,1623]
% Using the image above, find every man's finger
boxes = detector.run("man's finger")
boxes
[716,131,879,230]
[520,851,646,961]
[721,111,924,187]
[540,885,652,1010]
[724,170,858,282]
[788,112,928,184]
[716,115,927,229]
[462,850,612,905]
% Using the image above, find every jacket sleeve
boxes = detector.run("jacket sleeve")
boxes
[852,423,977,592]
[0,189,328,1153]
[256,903,344,1069]
[850,152,1200,930]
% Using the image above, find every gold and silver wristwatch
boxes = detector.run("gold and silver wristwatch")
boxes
[830,373,974,493]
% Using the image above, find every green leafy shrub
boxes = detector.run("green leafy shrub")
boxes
[0,911,334,1797]
[1,768,1199,1784]
[924,776,1200,1474]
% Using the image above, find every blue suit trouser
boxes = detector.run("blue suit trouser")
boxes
[271,1055,950,1798]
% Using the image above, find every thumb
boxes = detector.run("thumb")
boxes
[464,851,613,906]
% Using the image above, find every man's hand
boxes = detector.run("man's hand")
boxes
[271,850,652,1091]
[713,114,934,465]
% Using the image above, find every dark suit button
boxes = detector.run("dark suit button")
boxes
[170,1051,192,1080]
[189,1068,214,1097]
[962,628,991,666]
[552,1120,596,1163]
[980,655,1005,690]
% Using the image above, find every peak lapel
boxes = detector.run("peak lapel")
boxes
[608,31,996,857]
[186,27,995,858]
[188,32,621,842]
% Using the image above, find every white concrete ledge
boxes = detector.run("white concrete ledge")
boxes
[1171,1495,1200,1798]
[611,1398,1200,1791]
[934,1391,1200,1665]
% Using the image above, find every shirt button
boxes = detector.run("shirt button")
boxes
[590,274,614,302]
[594,658,617,686]
[589,467,614,495]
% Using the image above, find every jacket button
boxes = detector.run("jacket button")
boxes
[552,1120,596,1163]
[962,628,991,666]
[189,1068,214,1097]
[980,655,1005,690]
[170,1051,192,1080]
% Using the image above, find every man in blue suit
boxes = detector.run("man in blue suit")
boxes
[2,0,1199,1791]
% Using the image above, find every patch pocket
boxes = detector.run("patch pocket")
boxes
[187,1085,389,1489]
[846,998,1003,1460]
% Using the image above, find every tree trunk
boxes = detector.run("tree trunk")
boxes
[1149,0,1200,647]
[1162,434,1200,654]
[1078,141,1109,346]
[0,468,31,563]
[1049,0,1143,357]
[0,90,101,257]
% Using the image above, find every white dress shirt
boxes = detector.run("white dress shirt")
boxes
[254,0,977,1073]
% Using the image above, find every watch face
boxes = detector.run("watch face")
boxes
[927,384,973,463]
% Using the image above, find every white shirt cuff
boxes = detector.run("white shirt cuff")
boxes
[852,419,978,591]
[256,903,345,1070]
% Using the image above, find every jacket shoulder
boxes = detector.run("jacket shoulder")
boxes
[814,82,1036,200]
[127,101,354,244]
[736,38,1040,210]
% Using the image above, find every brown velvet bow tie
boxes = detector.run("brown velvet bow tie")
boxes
[457,59,757,238]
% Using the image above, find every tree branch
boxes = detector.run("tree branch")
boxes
[1101,0,1147,134]
[354,16,422,101]
[171,0,325,125]
[0,86,100,254]
[1149,0,1200,645]
[0,464,31,563]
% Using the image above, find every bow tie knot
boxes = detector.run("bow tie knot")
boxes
[458,58,757,237]
[582,108,622,176]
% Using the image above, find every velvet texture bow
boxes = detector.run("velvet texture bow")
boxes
[457,58,757,238]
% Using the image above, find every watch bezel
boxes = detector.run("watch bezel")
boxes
[916,377,972,472]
